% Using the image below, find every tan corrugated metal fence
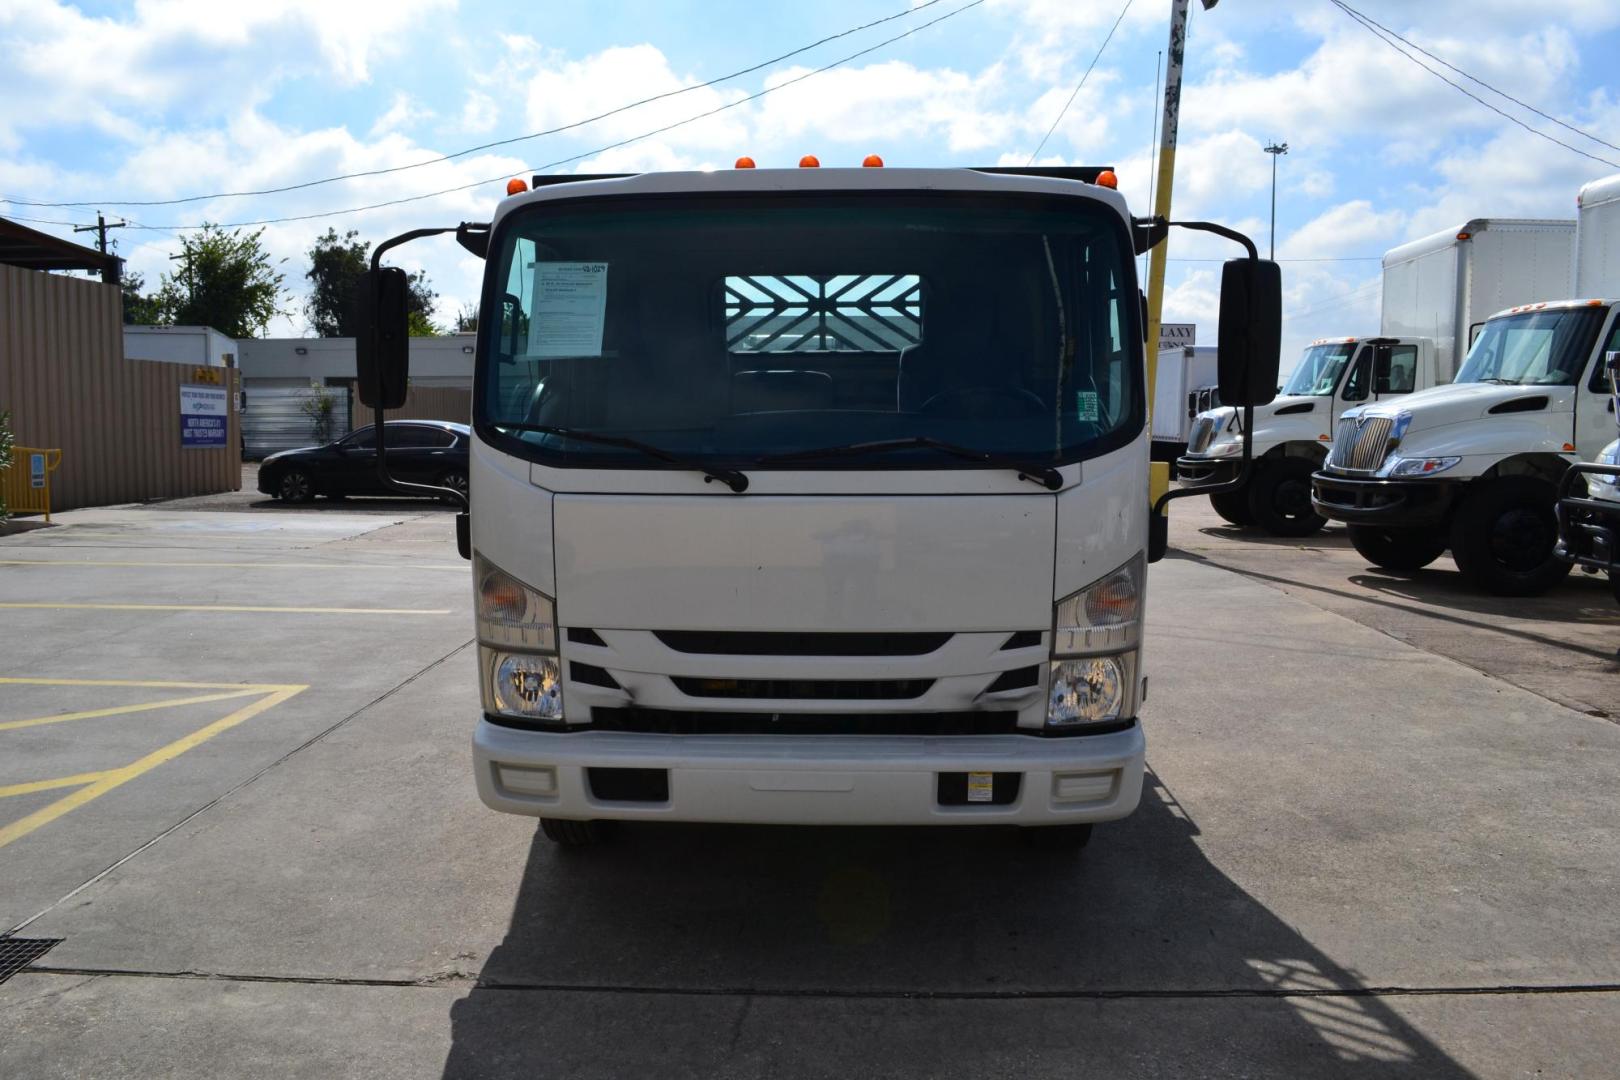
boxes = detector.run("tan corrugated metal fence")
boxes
[0,264,241,513]
[381,386,472,425]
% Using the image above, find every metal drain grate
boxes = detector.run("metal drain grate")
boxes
[0,936,62,984]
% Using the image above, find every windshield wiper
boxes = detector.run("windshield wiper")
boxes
[1476,377,1518,385]
[757,437,1064,490]
[495,423,749,493]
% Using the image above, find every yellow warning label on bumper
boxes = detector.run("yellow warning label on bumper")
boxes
[967,771,994,803]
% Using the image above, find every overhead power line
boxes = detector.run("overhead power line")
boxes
[1330,0,1620,171]
[92,0,987,233]
[0,0,958,211]
[1027,0,1135,164]
[1330,0,1620,157]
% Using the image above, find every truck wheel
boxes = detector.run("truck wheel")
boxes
[1210,489,1256,527]
[1019,824,1093,850]
[1347,525,1447,571]
[539,818,615,846]
[1246,459,1327,537]
[1448,477,1573,596]
[276,469,314,503]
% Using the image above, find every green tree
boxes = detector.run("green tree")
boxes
[157,224,288,338]
[454,303,478,333]
[304,228,440,338]
[119,270,166,325]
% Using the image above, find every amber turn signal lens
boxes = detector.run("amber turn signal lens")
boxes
[1095,170,1118,189]
[505,178,527,195]
[799,154,820,168]
[862,154,884,167]
[734,156,756,169]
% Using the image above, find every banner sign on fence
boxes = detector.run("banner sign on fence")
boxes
[30,452,45,489]
[180,384,229,448]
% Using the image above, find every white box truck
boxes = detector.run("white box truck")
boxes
[1151,345,1218,465]
[1178,219,1575,536]
[348,162,1282,848]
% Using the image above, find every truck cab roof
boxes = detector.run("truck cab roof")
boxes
[491,166,1132,230]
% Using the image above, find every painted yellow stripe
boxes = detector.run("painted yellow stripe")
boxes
[0,689,266,732]
[0,771,114,799]
[0,685,306,851]
[0,677,296,691]
[0,559,465,571]
[0,602,452,615]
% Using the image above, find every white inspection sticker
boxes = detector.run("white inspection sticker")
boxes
[967,771,995,803]
[528,261,609,358]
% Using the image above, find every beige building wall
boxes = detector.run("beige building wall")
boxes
[0,264,241,512]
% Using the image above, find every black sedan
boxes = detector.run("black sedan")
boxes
[258,421,470,503]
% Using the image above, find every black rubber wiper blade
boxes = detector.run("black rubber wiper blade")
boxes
[496,423,749,493]
[758,436,1063,490]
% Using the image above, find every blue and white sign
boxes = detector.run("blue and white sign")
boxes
[180,384,229,448]
[29,452,45,489]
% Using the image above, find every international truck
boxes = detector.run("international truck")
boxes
[1177,218,1576,536]
[1556,352,1620,605]
[1150,344,1218,468]
[350,162,1280,848]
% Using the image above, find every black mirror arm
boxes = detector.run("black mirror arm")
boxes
[1134,216,1260,260]
[1148,403,1255,562]
[368,225,473,510]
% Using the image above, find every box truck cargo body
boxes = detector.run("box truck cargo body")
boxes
[1151,345,1218,463]
[1577,174,1620,298]
[1382,218,1575,383]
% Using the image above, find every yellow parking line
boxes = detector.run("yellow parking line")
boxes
[0,771,115,799]
[0,559,462,569]
[0,677,291,691]
[0,602,452,615]
[0,690,266,732]
[0,684,306,851]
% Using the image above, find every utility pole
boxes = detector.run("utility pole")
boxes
[1264,142,1289,260]
[1144,0,1219,513]
[73,211,126,256]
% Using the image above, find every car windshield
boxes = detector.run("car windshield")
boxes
[476,192,1141,469]
[1281,343,1357,397]
[1456,307,1606,386]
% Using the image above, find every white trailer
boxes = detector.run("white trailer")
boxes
[1382,218,1575,382]
[1576,174,1620,298]
[1151,345,1217,463]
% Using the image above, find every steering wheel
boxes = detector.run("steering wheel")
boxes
[918,385,1047,418]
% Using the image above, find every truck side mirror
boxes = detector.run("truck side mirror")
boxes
[1216,258,1282,408]
[356,267,410,410]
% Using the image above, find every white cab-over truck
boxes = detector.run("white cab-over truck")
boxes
[349,163,1281,847]
[1176,218,1575,536]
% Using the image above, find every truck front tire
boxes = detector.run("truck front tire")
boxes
[1347,525,1447,571]
[540,818,615,846]
[1210,488,1256,527]
[1247,459,1327,537]
[1449,477,1573,596]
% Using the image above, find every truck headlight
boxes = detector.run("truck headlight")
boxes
[1049,556,1142,727]
[1208,439,1243,457]
[475,554,562,721]
[1596,444,1620,487]
[1384,456,1460,478]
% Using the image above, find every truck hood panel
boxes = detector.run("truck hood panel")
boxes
[552,494,1056,631]
[1350,382,1574,434]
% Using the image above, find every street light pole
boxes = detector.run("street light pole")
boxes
[1264,142,1288,260]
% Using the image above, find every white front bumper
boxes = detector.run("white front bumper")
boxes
[473,721,1145,826]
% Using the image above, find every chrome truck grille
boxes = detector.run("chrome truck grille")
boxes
[1327,415,1395,472]
[1186,416,1218,455]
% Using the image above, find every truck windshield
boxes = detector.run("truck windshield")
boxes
[476,193,1140,470]
[1281,342,1357,396]
[1456,307,1606,386]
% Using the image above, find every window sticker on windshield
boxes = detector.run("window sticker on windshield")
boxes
[528,262,609,358]
[1076,391,1100,421]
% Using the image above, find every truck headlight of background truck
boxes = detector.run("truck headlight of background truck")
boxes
[476,555,562,723]
[1049,555,1143,728]
[1383,455,1462,477]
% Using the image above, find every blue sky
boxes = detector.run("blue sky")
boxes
[4,0,1620,366]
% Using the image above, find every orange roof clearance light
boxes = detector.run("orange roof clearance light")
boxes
[1096,169,1118,189]
[1456,231,1472,241]
[734,156,756,169]
[506,178,528,196]
[862,154,884,168]
[799,154,820,168]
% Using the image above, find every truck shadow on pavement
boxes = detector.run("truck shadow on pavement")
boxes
[440,773,1476,1078]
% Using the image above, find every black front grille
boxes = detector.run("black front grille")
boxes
[0,937,61,985]
[672,676,932,700]
[1000,630,1043,650]
[653,631,951,656]
[984,665,1039,692]
[570,662,621,689]
[590,708,1022,736]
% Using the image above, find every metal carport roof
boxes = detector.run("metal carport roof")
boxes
[0,216,121,282]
